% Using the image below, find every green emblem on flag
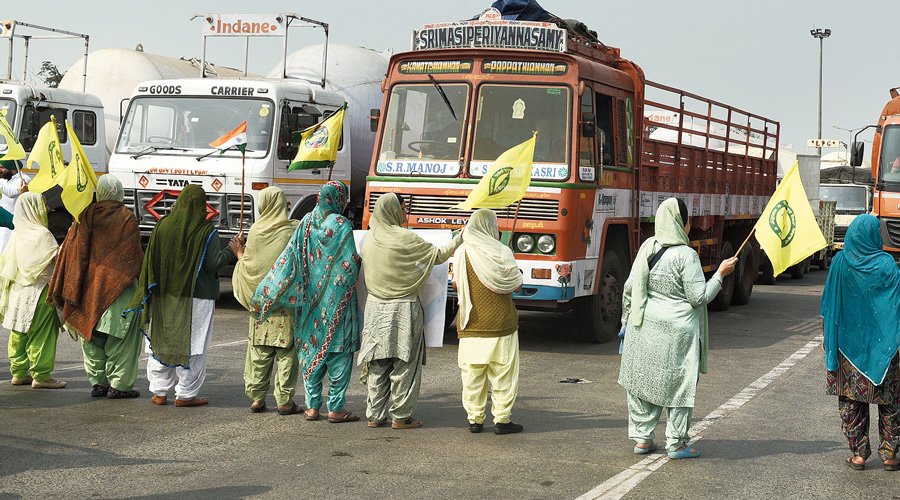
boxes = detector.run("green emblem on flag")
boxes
[488,166,513,195]
[768,200,797,247]
[305,126,329,149]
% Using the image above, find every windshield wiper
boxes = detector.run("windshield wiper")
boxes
[131,145,187,159]
[196,148,254,162]
[428,74,457,121]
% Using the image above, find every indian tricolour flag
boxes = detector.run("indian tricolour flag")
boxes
[210,121,247,154]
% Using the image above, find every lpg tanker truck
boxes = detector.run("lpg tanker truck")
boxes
[105,13,388,243]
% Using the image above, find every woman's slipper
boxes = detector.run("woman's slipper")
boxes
[328,410,360,423]
[668,446,700,459]
[277,403,304,416]
[634,442,657,455]
[305,408,320,421]
[847,457,865,470]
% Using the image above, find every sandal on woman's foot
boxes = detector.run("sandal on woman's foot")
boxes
[328,410,360,423]
[368,420,385,428]
[305,408,320,421]
[668,446,700,459]
[277,403,304,416]
[634,442,657,455]
[107,388,140,399]
[392,418,422,429]
[846,457,865,470]
[250,402,267,413]
[883,459,898,471]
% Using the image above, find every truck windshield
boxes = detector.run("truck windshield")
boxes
[375,83,468,176]
[0,99,16,154]
[820,186,868,212]
[470,84,570,181]
[116,96,275,157]
[879,125,900,189]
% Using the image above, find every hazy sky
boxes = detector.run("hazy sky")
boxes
[3,0,895,156]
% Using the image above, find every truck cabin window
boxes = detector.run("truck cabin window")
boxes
[472,85,569,164]
[0,99,16,131]
[819,186,868,212]
[880,125,900,184]
[379,83,468,162]
[116,97,275,157]
[18,107,67,151]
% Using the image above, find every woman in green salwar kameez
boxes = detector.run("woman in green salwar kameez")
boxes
[618,198,736,458]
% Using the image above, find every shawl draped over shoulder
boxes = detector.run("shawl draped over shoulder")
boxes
[125,184,216,368]
[48,175,144,340]
[822,214,900,385]
[453,209,522,329]
[251,181,360,380]
[0,193,58,317]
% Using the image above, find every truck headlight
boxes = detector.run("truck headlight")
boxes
[515,234,535,253]
[537,234,555,254]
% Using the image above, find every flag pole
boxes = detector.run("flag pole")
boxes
[239,150,246,235]
[735,227,756,257]
[507,199,522,250]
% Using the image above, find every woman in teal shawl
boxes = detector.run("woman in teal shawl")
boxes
[252,181,361,423]
[618,198,735,459]
[822,214,900,471]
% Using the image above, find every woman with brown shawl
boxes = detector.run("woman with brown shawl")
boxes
[125,185,238,407]
[48,175,145,398]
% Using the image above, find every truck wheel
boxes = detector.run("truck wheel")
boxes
[731,242,755,305]
[757,252,776,285]
[710,242,735,311]
[289,196,318,221]
[818,251,831,271]
[576,250,625,343]
[789,258,806,279]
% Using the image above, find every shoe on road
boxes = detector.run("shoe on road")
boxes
[108,388,140,399]
[32,378,67,389]
[494,422,524,435]
[11,376,33,385]
[174,397,209,407]
[151,395,168,405]
[392,418,422,429]
[91,384,110,397]
[468,423,484,433]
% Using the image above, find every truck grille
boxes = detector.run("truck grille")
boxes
[124,188,252,233]
[367,192,559,221]
[884,219,900,248]
[833,225,847,243]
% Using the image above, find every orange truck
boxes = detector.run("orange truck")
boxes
[850,87,900,258]
[362,8,779,342]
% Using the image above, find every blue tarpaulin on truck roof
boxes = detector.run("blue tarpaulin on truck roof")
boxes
[476,0,552,21]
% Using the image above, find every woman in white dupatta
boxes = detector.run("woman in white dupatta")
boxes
[453,209,523,434]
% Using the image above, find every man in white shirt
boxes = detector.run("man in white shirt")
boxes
[0,159,31,253]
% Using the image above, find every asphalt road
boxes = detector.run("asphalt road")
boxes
[2,269,897,499]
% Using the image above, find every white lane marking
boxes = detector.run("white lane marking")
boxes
[577,334,824,500]
[0,339,249,385]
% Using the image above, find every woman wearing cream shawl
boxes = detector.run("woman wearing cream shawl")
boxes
[0,192,65,388]
[233,187,301,414]
[359,192,462,429]
[453,209,523,435]
[618,197,735,458]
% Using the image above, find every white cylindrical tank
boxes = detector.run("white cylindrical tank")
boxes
[267,43,389,194]
[59,48,249,159]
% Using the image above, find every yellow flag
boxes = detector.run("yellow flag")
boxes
[453,134,536,210]
[0,113,26,161]
[753,161,827,277]
[58,120,99,222]
[26,118,66,193]
[289,103,346,170]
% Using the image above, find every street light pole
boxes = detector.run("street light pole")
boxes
[811,28,831,157]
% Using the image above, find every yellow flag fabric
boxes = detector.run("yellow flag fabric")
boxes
[453,134,536,210]
[0,113,26,161]
[58,120,99,222]
[26,119,66,193]
[289,103,346,170]
[753,161,826,277]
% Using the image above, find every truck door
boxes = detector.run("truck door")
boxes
[274,101,324,217]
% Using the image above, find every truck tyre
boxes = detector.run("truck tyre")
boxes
[818,251,831,271]
[289,196,318,221]
[757,252,776,285]
[789,259,806,279]
[576,250,625,343]
[731,242,755,305]
[710,241,735,311]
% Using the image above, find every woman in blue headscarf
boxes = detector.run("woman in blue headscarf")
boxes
[822,214,900,471]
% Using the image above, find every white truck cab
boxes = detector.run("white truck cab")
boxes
[1,82,106,173]
[108,77,351,238]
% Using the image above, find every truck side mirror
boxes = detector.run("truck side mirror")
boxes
[369,108,381,133]
[581,112,595,138]
[850,141,865,167]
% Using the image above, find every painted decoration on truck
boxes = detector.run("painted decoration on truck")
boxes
[556,263,572,298]
[412,10,567,53]
[376,160,460,176]
[625,97,635,166]
[399,60,474,74]
[481,60,568,76]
